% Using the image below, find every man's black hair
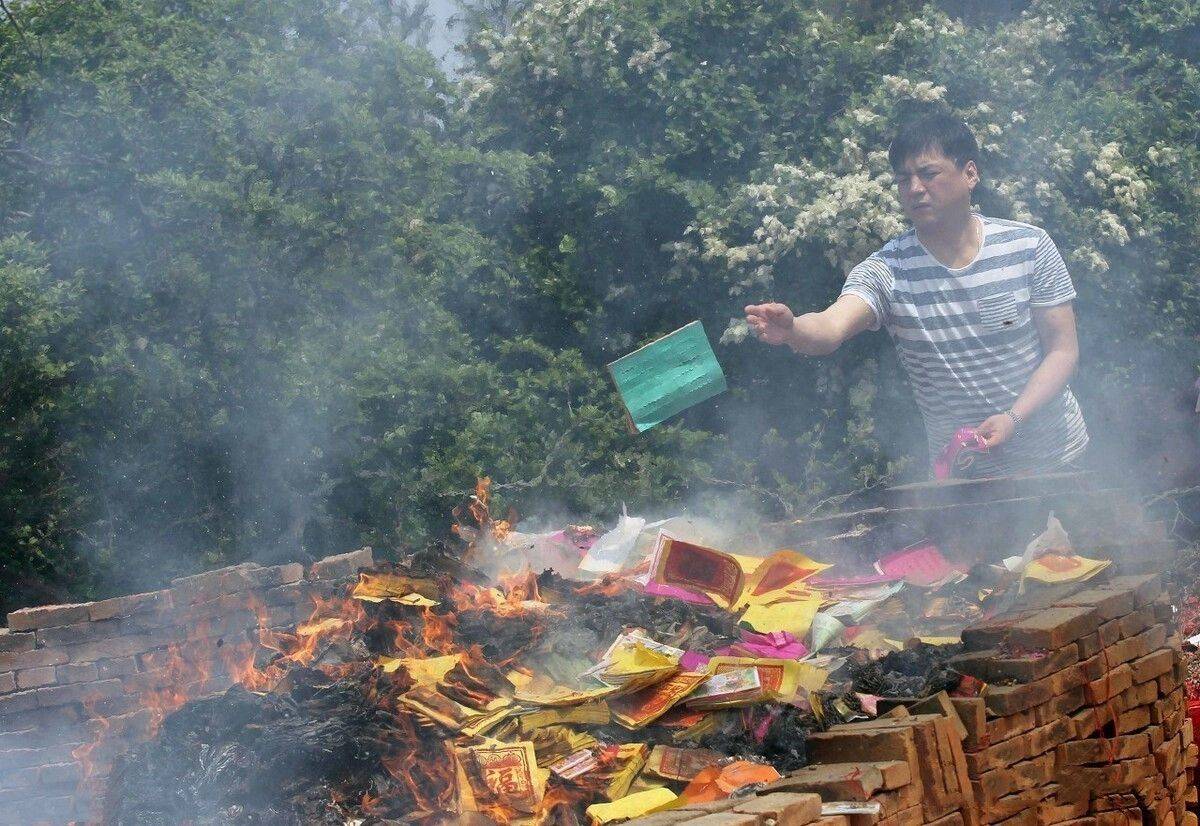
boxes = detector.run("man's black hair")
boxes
[887,113,980,172]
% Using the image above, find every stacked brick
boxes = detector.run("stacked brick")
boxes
[631,791,826,826]
[769,709,979,826]
[0,547,373,824]
[627,705,979,826]
[626,572,1197,826]
[949,573,1197,825]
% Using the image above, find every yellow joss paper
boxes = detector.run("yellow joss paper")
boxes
[845,627,895,652]
[792,661,830,693]
[377,653,460,681]
[599,644,680,692]
[737,550,833,609]
[1022,554,1111,584]
[739,592,822,638]
[351,572,439,604]
[586,788,677,825]
[513,684,620,707]
[918,635,962,646]
[506,669,535,692]
[600,743,650,801]
[705,656,813,701]
[608,644,677,675]
[456,739,546,815]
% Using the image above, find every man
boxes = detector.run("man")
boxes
[745,113,1088,477]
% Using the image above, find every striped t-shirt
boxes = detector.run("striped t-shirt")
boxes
[841,214,1089,477]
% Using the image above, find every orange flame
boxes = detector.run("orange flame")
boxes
[537,784,591,826]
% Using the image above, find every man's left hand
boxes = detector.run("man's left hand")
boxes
[976,413,1016,448]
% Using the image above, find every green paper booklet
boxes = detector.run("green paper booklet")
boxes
[606,320,727,433]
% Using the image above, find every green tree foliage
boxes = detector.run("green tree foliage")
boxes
[0,236,82,606]
[459,0,1200,501]
[0,0,1197,610]
[0,0,717,610]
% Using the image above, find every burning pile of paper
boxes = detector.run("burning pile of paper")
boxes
[106,490,1124,825]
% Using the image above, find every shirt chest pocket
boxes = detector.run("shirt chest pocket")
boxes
[973,287,1030,332]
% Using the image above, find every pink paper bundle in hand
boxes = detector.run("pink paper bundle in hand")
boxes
[933,426,989,480]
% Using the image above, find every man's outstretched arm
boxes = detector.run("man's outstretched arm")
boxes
[745,295,878,356]
[977,302,1081,447]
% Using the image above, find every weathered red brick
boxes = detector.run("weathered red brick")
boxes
[0,630,34,654]
[967,644,1079,684]
[84,706,153,741]
[6,602,92,632]
[1037,795,1089,824]
[95,656,139,680]
[308,547,374,580]
[1035,686,1087,726]
[1092,792,1138,812]
[685,813,761,826]
[972,752,1054,804]
[678,798,742,815]
[87,589,173,622]
[0,741,83,770]
[34,611,171,647]
[1056,586,1139,621]
[1084,662,1134,704]
[170,562,262,605]
[1096,810,1141,826]
[732,792,822,826]
[1114,705,1154,736]
[56,662,99,685]
[766,761,901,801]
[1131,648,1174,684]
[0,648,69,673]
[1104,574,1164,606]
[985,707,1038,746]
[1152,688,1185,729]
[984,788,1044,822]
[37,761,83,786]
[35,677,122,709]
[63,629,179,663]
[1057,732,1149,765]
[1058,755,1155,793]
[985,681,1055,716]
[1117,606,1157,639]
[15,666,56,690]
[1007,606,1100,650]
[951,696,986,750]
[89,692,143,718]
[243,563,305,589]
[262,581,313,607]
[0,689,38,717]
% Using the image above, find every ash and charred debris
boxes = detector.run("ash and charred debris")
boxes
[107,668,412,825]
[847,643,964,698]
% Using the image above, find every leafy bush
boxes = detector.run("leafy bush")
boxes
[0,0,1196,610]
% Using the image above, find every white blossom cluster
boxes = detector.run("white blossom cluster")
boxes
[881,75,947,103]
[626,32,670,74]
[1086,142,1149,222]
[461,0,684,109]
[876,13,966,53]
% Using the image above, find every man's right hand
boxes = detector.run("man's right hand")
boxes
[744,295,877,356]
[744,303,797,347]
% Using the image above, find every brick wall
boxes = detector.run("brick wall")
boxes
[627,573,1200,826]
[0,547,373,824]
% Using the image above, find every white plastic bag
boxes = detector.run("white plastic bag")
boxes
[577,505,646,576]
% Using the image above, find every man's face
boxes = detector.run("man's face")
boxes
[893,146,979,230]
